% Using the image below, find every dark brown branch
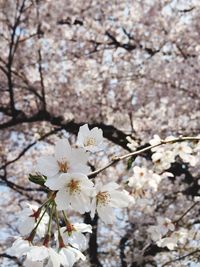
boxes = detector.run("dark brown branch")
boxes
[0,111,131,150]
[162,249,200,267]
[7,0,26,119]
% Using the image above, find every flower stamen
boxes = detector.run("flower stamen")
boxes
[67,179,80,194]
[97,191,110,206]
[58,161,69,173]
[84,137,96,147]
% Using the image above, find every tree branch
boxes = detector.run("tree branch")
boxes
[88,136,200,178]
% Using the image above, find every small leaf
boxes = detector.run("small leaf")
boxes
[28,174,47,186]
[127,157,134,170]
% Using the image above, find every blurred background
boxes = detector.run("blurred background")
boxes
[0,0,200,266]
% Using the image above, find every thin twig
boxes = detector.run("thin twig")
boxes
[174,201,199,224]
[162,249,200,267]
[88,136,200,178]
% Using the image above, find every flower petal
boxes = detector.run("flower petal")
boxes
[55,190,70,211]
[55,139,71,161]
[36,156,59,177]
[109,191,130,208]
[97,205,115,224]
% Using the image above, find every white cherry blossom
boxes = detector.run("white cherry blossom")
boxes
[59,246,86,267]
[58,223,92,251]
[126,136,138,151]
[8,237,85,267]
[45,173,94,213]
[26,246,61,267]
[77,124,103,152]
[91,182,131,224]
[18,203,49,238]
[148,217,175,242]
[128,166,163,192]
[36,139,90,179]
[156,236,178,250]
[7,237,31,258]
[152,148,175,171]
[128,166,148,189]
[173,142,197,166]
[149,134,162,150]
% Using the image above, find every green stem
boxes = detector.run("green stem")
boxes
[62,211,71,225]
[47,202,55,235]
[55,208,65,248]
[27,199,52,242]
[43,202,55,246]
[55,208,61,237]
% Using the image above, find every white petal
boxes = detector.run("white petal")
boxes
[55,139,71,161]
[77,124,90,145]
[55,190,70,210]
[45,173,70,190]
[97,205,115,224]
[48,247,61,267]
[109,191,130,208]
[36,156,59,177]
[68,232,87,251]
[70,193,90,214]
[71,148,88,164]
[27,246,48,261]
[18,217,35,236]
[90,128,103,146]
[90,198,96,219]
[45,177,61,190]
[68,247,86,261]
[74,223,92,233]
[101,182,120,192]
[59,247,76,267]
[7,238,30,257]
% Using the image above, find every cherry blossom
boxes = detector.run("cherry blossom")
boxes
[26,246,61,267]
[148,217,175,242]
[45,173,94,213]
[128,166,163,192]
[18,203,49,238]
[173,142,197,166]
[7,237,31,258]
[91,182,132,224]
[8,237,86,267]
[59,246,86,267]
[58,223,92,251]
[36,139,90,178]
[77,124,103,152]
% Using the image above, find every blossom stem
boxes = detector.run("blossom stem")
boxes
[27,199,52,242]
[43,202,55,246]
[55,208,61,237]
[39,193,55,211]
[62,211,71,225]
[88,136,200,178]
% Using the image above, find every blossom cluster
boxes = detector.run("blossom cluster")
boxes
[8,124,132,266]
[150,135,198,171]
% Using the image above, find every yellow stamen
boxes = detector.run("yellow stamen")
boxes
[97,191,110,205]
[67,179,80,194]
[84,137,96,147]
[58,161,68,173]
